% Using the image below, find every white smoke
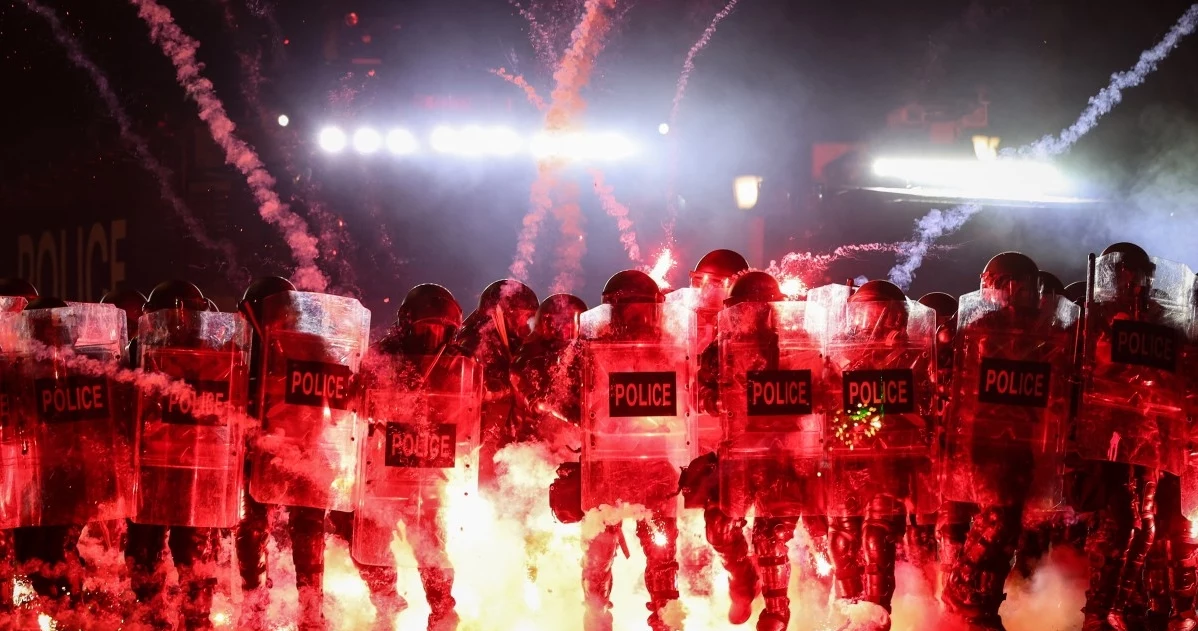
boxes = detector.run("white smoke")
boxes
[889,3,1198,289]
[887,204,981,290]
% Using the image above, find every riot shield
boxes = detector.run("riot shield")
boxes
[12,303,130,526]
[353,354,481,568]
[823,298,935,517]
[0,297,27,314]
[133,310,250,527]
[250,291,371,511]
[941,292,1078,511]
[1183,317,1198,519]
[0,311,22,529]
[717,300,828,518]
[1077,255,1192,474]
[667,286,726,453]
[579,303,695,511]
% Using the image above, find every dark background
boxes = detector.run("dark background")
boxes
[3,0,1198,323]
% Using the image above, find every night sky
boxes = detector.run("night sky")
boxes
[3,0,1198,314]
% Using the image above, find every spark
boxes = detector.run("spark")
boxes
[779,277,806,298]
[645,247,676,289]
[815,553,833,577]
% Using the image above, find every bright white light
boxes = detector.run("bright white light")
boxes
[318,126,347,153]
[589,133,636,161]
[658,123,670,135]
[277,114,290,127]
[872,157,1070,198]
[530,132,555,159]
[458,125,487,156]
[484,126,522,156]
[734,175,763,210]
[385,129,418,155]
[352,128,382,154]
[430,126,458,153]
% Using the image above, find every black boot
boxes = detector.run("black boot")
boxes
[704,508,758,624]
[753,516,797,631]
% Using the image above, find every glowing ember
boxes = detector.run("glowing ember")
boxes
[652,530,669,547]
[38,613,55,631]
[815,553,833,577]
[779,276,806,298]
[12,577,35,605]
[646,247,676,289]
[211,610,233,627]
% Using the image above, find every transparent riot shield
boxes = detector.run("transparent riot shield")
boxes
[1183,320,1198,520]
[823,299,935,517]
[250,291,371,511]
[0,297,28,314]
[941,292,1078,511]
[12,303,130,526]
[0,312,22,529]
[579,303,695,511]
[353,354,481,568]
[668,286,727,454]
[1077,255,1193,474]
[717,300,828,518]
[134,310,250,527]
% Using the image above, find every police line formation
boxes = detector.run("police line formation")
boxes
[0,241,1193,631]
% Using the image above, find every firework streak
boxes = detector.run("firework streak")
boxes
[129,0,328,291]
[509,0,617,290]
[22,0,243,284]
[665,0,742,237]
[889,3,1198,290]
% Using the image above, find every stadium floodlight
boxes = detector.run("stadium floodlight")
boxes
[872,157,1070,198]
[430,126,459,154]
[318,126,348,153]
[386,129,418,155]
[484,126,522,156]
[352,128,383,154]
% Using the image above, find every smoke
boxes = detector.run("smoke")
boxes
[507,0,559,70]
[129,0,328,292]
[668,0,742,129]
[1019,3,1198,159]
[665,0,742,237]
[491,67,643,273]
[766,242,956,292]
[551,184,588,294]
[886,205,980,290]
[492,67,549,111]
[890,3,1198,290]
[589,169,643,264]
[21,0,245,287]
[510,0,617,284]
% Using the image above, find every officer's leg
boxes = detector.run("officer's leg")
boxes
[1107,466,1160,631]
[1083,463,1135,630]
[828,515,864,601]
[942,505,1022,629]
[410,505,457,631]
[636,510,681,631]
[13,525,73,604]
[289,507,328,631]
[0,529,12,613]
[236,489,271,625]
[1169,513,1198,631]
[125,521,170,627]
[752,516,798,631]
[936,502,976,594]
[863,495,905,615]
[168,526,217,631]
[703,507,757,624]
[582,524,620,631]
